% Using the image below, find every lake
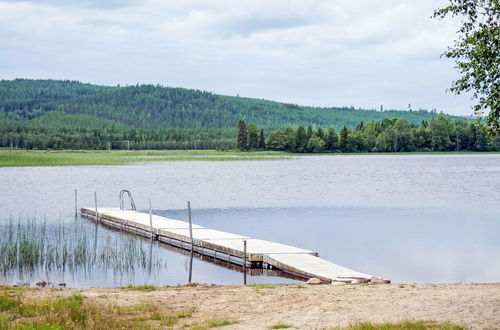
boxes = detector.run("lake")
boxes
[1,154,499,287]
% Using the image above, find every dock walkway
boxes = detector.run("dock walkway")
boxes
[80,207,376,283]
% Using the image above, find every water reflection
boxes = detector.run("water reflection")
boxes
[0,214,302,287]
[166,205,500,284]
[0,155,499,286]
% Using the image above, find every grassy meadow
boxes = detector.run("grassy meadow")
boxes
[1,149,497,167]
[0,149,291,167]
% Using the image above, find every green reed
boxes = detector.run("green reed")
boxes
[0,216,166,276]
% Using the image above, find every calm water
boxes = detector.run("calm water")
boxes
[0,154,499,286]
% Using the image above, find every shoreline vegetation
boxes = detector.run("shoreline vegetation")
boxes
[1,149,499,167]
[1,283,498,329]
[235,118,500,153]
[0,79,446,152]
[3,80,498,153]
[0,150,291,167]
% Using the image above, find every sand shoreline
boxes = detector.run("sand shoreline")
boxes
[20,283,500,329]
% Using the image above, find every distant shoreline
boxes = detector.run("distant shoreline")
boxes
[1,149,499,167]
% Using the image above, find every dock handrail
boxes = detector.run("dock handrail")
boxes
[119,190,136,211]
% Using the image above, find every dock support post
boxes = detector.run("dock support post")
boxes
[74,189,78,217]
[243,240,247,285]
[94,192,99,224]
[188,252,193,284]
[149,198,154,240]
[187,201,194,253]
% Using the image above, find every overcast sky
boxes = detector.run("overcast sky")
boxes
[0,0,475,116]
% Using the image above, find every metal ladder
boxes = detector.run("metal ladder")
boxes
[119,190,136,211]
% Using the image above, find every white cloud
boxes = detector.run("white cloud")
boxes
[0,0,474,115]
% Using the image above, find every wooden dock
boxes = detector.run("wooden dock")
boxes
[80,207,383,284]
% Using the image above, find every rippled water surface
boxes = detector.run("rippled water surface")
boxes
[1,154,499,286]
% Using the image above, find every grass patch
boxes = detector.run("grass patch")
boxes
[0,150,291,167]
[250,284,275,290]
[2,149,498,167]
[0,287,197,329]
[0,293,20,312]
[0,313,8,329]
[124,284,158,292]
[334,321,467,330]
[270,323,293,329]
[187,318,238,330]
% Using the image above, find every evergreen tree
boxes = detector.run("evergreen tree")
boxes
[294,126,307,152]
[325,128,339,152]
[317,127,325,141]
[258,128,266,149]
[237,120,248,151]
[247,123,259,150]
[0,79,447,133]
[339,126,350,152]
[283,127,295,151]
[306,126,314,142]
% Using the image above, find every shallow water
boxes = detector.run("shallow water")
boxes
[0,154,499,286]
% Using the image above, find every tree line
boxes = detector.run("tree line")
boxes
[2,79,496,152]
[1,79,445,130]
[236,117,500,153]
[0,111,235,150]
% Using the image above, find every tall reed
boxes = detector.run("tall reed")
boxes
[0,216,167,277]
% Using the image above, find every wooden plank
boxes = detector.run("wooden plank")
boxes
[93,207,205,229]
[200,238,318,261]
[163,228,250,240]
[80,207,376,282]
[263,253,372,283]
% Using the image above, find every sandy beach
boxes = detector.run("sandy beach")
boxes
[24,283,500,329]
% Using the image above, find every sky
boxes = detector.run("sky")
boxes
[0,0,475,116]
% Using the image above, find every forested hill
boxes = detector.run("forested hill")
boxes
[1,79,445,129]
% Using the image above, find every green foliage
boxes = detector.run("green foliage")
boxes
[258,129,266,149]
[294,126,307,152]
[325,128,339,151]
[0,79,444,128]
[0,111,236,150]
[434,0,500,135]
[237,120,248,150]
[339,126,350,152]
[238,116,499,153]
[306,135,325,153]
[248,123,259,150]
[0,79,450,150]
[267,130,288,150]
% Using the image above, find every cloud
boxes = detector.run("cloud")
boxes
[0,0,142,9]
[0,0,474,115]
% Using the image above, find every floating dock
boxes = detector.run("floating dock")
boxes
[80,207,382,284]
